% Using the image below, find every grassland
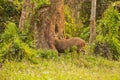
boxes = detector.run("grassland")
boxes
[0,55,120,80]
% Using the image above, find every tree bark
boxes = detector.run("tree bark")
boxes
[19,0,65,50]
[89,0,96,43]
[50,0,65,38]
[19,0,34,31]
[33,0,65,49]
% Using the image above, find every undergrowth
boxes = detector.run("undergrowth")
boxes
[0,55,120,80]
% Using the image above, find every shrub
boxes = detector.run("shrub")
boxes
[37,49,58,59]
[0,22,58,62]
[64,5,83,38]
[0,22,36,62]
[0,0,21,33]
[94,3,120,60]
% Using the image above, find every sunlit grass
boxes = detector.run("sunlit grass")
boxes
[0,54,120,80]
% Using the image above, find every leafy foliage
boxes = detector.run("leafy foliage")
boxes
[0,0,21,33]
[37,49,58,59]
[0,22,58,62]
[0,22,37,62]
[64,5,89,41]
[94,4,120,60]
[64,5,82,38]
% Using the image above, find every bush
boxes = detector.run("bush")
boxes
[0,0,21,33]
[37,49,58,59]
[0,22,37,62]
[94,3,120,60]
[64,5,83,38]
[0,22,58,62]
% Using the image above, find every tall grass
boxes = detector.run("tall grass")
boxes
[0,55,120,80]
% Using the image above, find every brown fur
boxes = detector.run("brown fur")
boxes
[54,37,86,54]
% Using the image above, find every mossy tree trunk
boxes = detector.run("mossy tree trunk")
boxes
[19,0,34,31]
[19,0,65,50]
[34,0,65,49]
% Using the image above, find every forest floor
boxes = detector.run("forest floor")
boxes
[0,54,120,80]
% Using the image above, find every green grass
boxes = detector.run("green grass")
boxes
[0,54,120,80]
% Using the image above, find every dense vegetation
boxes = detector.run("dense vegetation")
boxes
[0,55,120,80]
[0,0,120,80]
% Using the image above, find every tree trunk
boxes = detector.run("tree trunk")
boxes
[19,0,65,50]
[19,0,34,31]
[89,0,96,43]
[50,0,65,38]
[33,0,65,49]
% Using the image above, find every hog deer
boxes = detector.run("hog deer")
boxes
[54,36,86,55]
